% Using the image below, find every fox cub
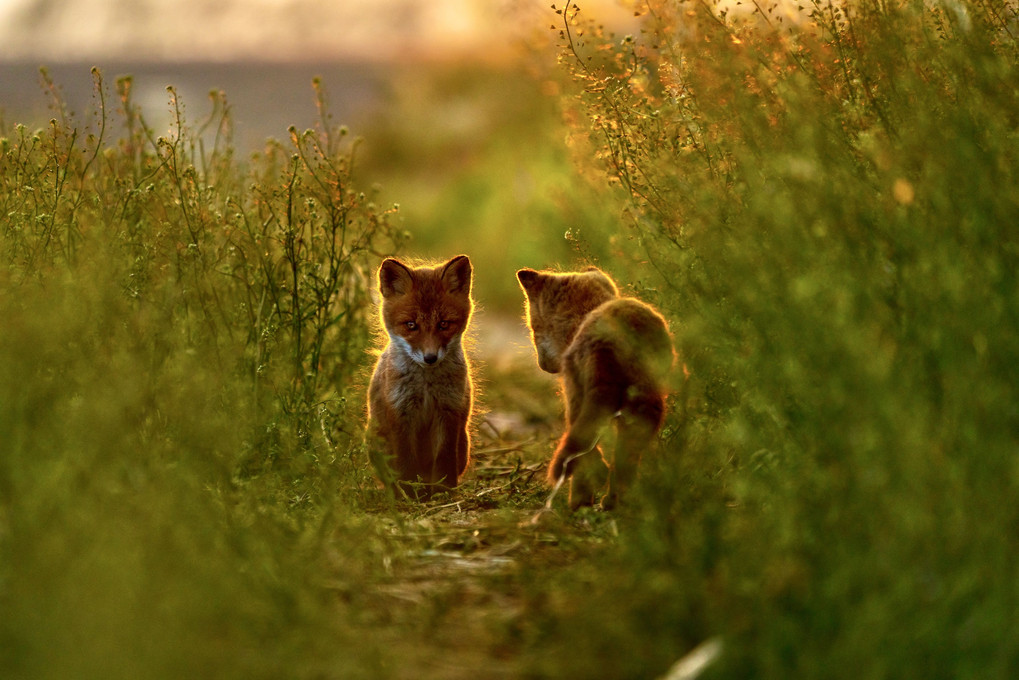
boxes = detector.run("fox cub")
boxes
[367,255,474,498]
[517,267,674,509]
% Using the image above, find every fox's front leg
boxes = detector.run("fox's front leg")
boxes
[365,423,401,498]
[370,418,431,499]
[433,413,469,490]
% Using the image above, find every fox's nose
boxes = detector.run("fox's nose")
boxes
[423,353,438,365]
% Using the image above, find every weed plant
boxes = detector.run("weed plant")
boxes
[525,0,1019,677]
[0,69,404,679]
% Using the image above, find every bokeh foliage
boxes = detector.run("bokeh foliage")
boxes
[0,69,402,679]
[524,1,1019,677]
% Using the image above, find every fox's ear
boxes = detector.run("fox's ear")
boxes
[379,258,413,298]
[441,255,472,295]
[516,268,543,295]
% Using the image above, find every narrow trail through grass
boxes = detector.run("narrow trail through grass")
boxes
[343,312,625,679]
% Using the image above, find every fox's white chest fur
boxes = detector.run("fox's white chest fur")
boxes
[384,340,469,414]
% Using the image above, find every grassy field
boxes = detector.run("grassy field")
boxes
[2,1,1019,678]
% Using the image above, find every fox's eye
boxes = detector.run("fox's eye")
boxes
[438,320,451,331]
[405,321,418,331]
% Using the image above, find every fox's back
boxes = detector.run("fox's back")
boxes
[569,298,674,389]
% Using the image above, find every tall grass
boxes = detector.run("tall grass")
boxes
[0,68,402,679]
[520,0,1019,677]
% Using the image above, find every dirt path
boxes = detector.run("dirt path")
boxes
[354,312,615,678]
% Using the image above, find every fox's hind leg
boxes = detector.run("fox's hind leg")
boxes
[550,389,615,509]
[603,386,664,509]
[549,379,615,478]
[454,419,471,479]
[567,446,609,510]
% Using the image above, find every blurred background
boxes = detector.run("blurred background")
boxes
[0,0,550,146]
[0,0,637,320]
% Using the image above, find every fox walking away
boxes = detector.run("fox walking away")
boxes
[517,267,675,510]
[366,255,475,499]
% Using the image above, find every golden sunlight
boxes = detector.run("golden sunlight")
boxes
[0,0,635,62]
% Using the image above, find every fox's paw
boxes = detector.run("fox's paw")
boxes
[599,490,619,511]
[569,473,601,510]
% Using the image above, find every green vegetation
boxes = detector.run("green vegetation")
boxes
[535,1,1019,677]
[2,1,1018,679]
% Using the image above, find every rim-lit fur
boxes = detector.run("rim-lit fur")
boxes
[367,255,474,499]
[517,266,674,509]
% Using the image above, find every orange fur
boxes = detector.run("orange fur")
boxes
[367,255,474,498]
[517,267,674,509]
